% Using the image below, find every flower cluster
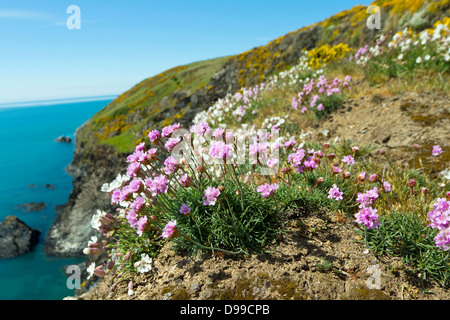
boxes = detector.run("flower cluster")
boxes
[355,187,381,229]
[427,198,450,251]
[291,75,352,114]
[352,21,450,71]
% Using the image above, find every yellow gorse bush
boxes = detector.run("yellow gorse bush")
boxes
[307,43,352,69]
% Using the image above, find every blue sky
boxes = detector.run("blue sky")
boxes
[0,0,373,104]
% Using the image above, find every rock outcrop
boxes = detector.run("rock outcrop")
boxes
[0,216,41,258]
[55,136,72,143]
[44,144,127,257]
[16,202,46,212]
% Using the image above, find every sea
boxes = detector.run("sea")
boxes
[0,96,116,300]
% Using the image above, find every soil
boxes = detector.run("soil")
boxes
[316,90,450,173]
[76,90,449,301]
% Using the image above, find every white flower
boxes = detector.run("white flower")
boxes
[424,54,431,61]
[398,53,404,60]
[416,57,422,64]
[101,173,129,193]
[88,236,98,246]
[441,168,450,180]
[91,210,106,231]
[134,253,153,273]
[86,262,96,280]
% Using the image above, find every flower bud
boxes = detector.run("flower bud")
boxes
[317,177,324,183]
[83,247,101,255]
[218,185,225,192]
[196,165,206,173]
[93,266,106,277]
[408,179,416,188]
[128,281,134,296]
[108,259,115,270]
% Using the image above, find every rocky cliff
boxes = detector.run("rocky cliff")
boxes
[44,0,449,257]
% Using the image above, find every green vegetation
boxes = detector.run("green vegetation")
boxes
[83,1,449,293]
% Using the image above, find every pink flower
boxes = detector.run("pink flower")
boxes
[148,129,160,142]
[267,158,279,169]
[129,196,146,212]
[135,142,146,152]
[161,220,178,239]
[355,207,380,229]
[209,141,233,160]
[180,174,192,187]
[356,187,379,208]
[203,187,221,206]
[284,139,297,149]
[127,150,146,163]
[179,204,191,215]
[342,155,355,166]
[146,148,158,162]
[163,156,179,174]
[127,179,143,193]
[136,216,148,236]
[358,171,366,182]
[304,157,317,170]
[287,148,306,167]
[382,181,391,193]
[332,166,342,174]
[427,198,450,231]
[161,123,180,138]
[164,137,181,152]
[190,122,210,136]
[435,228,450,251]
[212,127,225,139]
[126,210,138,229]
[127,162,141,177]
[317,103,324,111]
[111,189,121,204]
[328,184,343,201]
[432,145,443,157]
[145,175,169,196]
[257,183,279,198]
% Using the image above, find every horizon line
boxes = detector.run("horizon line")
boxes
[0,94,119,109]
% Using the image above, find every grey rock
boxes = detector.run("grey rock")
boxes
[55,136,72,143]
[16,202,46,212]
[0,216,41,258]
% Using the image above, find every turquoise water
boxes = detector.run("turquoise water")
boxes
[0,97,115,300]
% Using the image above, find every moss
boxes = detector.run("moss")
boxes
[270,277,309,300]
[347,284,390,300]
[160,285,191,300]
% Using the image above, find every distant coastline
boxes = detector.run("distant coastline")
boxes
[0,95,118,110]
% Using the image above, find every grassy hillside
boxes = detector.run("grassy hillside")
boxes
[74,0,449,156]
[76,56,229,153]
